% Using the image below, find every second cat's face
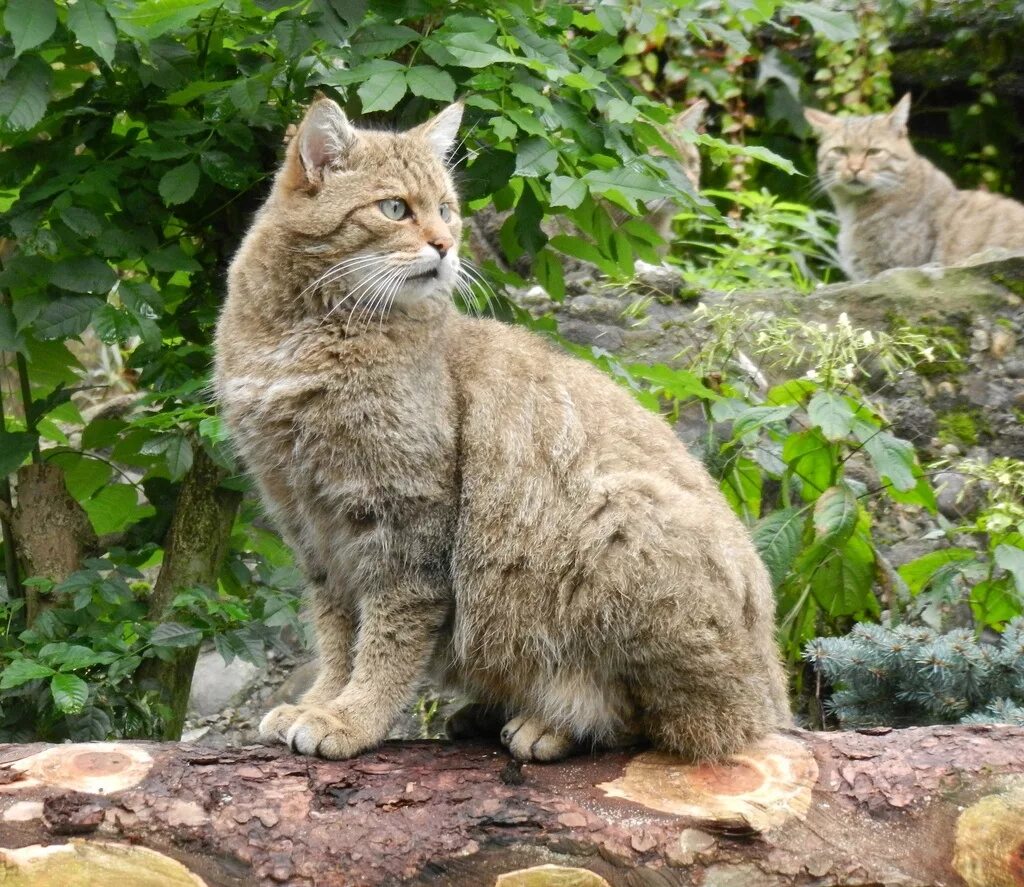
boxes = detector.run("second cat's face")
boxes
[805,95,914,199]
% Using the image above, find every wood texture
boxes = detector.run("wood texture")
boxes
[2,726,1024,886]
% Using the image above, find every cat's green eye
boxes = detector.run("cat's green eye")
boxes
[379,198,410,221]
[439,203,452,223]
[831,146,850,156]
[866,147,884,157]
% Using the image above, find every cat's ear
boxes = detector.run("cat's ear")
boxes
[285,98,356,190]
[803,106,839,134]
[414,103,464,162]
[672,99,707,134]
[888,93,912,135]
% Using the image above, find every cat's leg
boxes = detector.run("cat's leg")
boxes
[283,578,449,758]
[258,580,355,743]
[500,715,578,762]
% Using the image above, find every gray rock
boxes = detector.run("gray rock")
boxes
[887,397,937,446]
[266,658,319,708]
[187,650,262,718]
[933,471,985,521]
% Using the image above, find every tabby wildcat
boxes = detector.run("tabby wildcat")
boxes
[806,93,1024,280]
[215,98,789,763]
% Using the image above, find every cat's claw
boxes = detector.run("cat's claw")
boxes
[258,702,307,744]
[283,705,375,759]
[500,715,576,762]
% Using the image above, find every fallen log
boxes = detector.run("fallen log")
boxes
[1,725,1022,886]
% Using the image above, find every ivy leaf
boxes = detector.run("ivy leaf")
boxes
[4,0,57,56]
[66,0,118,65]
[51,673,89,714]
[150,621,203,649]
[752,506,806,588]
[357,69,407,113]
[159,161,200,206]
[0,55,52,131]
[812,484,858,546]
[548,175,587,209]
[33,295,105,339]
[0,658,55,689]
[405,66,456,102]
[807,390,855,442]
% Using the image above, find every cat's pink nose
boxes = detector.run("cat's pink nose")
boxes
[429,237,452,258]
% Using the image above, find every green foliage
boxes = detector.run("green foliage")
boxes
[898,458,1024,632]
[805,620,1024,728]
[0,556,302,742]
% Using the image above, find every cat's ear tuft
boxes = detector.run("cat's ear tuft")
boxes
[803,107,838,134]
[416,103,464,162]
[288,98,356,189]
[888,93,912,135]
[673,99,707,134]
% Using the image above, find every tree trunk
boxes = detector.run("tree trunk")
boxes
[1,725,1022,886]
[138,445,242,741]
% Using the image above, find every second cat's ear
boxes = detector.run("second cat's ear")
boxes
[286,98,356,190]
[414,103,464,162]
[888,93,912,135]
[803,107,839,134]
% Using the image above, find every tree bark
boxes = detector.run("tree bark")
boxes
[138,445,242,741]
[1,725,1023,886]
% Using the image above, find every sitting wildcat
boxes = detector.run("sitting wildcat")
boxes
[806,94,1024,280]
[215,98,789,763]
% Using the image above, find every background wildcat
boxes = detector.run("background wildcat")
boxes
[214,98,789,764]
[806,93,1024,281]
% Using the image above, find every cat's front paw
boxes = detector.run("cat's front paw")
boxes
[500,715,576,762]
[259,702,307,745]
[283,705,378,759]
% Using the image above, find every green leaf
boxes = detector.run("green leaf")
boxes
[898,548,977,595]
[860,430,917,492]
[783,2,860,41]
[970,578,1021,628]
[48,451,112,502]
[533,248,565,301]
[4,0,57,56]
[66,0,117,65]
[33,295,105,339]
[0,430,38,476]
[782,428,833,500]
[437,32,517,68]
[405,66,456,102]
[995,543,1024,596]
[751,506,806,588]
[51,673,89,713]
[357,69,407,113]
[159,161,200,206]
[354,23,420,55]
[0,54,51,131]
[82,483,153,536]
[549,175,587,210]
[49,257,117,294]
[60,206,104,237]
[92,304,140,343]
[108,0,222,40]
[0,304,26,354]
[515,137,558,178]
[583,168,669,210]
[812,484,858,545]
[807,390,854,442]
[150,621,203,648]
[807,531,876,617]
[200,150,248,189]
[0,658,55,689]
[141,432,193,481]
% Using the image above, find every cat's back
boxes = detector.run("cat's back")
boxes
[938,186,1024,264]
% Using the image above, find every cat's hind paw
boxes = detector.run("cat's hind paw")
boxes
[500,715,576,762]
